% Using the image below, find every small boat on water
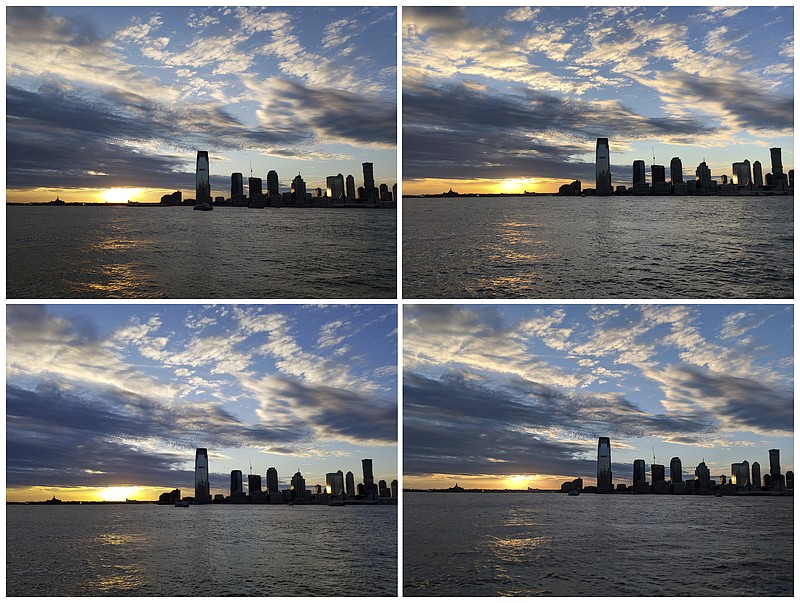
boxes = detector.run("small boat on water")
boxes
[193,203,213,211]
[568,490,580,496]
[174,500,190,507]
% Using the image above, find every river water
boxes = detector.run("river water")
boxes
[403,492,793,596]
[7,206,396,299]
[7,503,397,596]
[403,196,793,299]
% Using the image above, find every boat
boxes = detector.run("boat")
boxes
[568,490,580,496]
[193,203,213,211]
[174,500,190,507]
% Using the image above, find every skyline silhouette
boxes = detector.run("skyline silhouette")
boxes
[7,7,397,204]
[402,6,793,195]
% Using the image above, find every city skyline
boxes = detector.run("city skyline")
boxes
[403,6,793,194]
[7,6,397,204]
[404,304,793,490]
[7,304,397,502]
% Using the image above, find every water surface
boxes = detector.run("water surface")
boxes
[7,504,397,596]
[403,196,793,298]
[404,492,793,597]
[7,206,396,298]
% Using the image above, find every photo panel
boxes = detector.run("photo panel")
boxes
[403,303,793,596]
[7,303,398,596]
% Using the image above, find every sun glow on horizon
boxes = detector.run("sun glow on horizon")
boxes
[101,187,145,203]
[98,486,143,501]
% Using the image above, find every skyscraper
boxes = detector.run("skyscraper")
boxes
[266,467,279,494]
[753,161,764,187]
[597,437,612,493]
[595,138,612,196]
[346,174,356,200]
[751,461,761,488]
[195,448,210,504]
[248,473,262,495]
[345,470,355,497]
[669,457,683,483]
[731,461,750,486]
[695,461,711,491]
[732,161,752,186]
[651,464,666,484]
[196,151,211,204]
[266,170,279,197]
[231,173,244,198]
[362,162,375,196]
[633,160,646,185]
[633,459,646,484]
[770,147,784,185]
[651,164,666,184]
[291,470,306,500]
[669,157,683,183]
[291,173,307,203]
[696,161,712,188]
[362,458,377,499]
[769,449,781,479]
[230,469,243,497]
[326,471,344,496]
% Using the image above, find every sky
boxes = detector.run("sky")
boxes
[404,304,793,490]
[6,6,397,204]
[403,6,794,194]
[6,304,397,502]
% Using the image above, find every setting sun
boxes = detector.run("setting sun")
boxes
[101,188,143,203]
[98,486,141,501]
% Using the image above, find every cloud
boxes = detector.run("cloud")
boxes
[403,80,710,181]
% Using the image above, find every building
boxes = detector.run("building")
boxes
[696,161,712,188]
[195,448,210,504]
[670,157,683,183]
[789,169,794,188]
[266,467,279,494]
[231,173,244,198]
[651,164,666,184]
[266,170,279,197]
[559,180,581,195]
[196,151,211,204]
[731,461,750,487]
[345,470,355,497]
[595,138,612,196]
[695,460,711,491]
[633,459,647,488]
[732,160,751,186]
[651,464,666,485]
[752,161,764,187]
[248,474,262,496]
[290,471,306,500]
[786,471,793,489]
[362,162,376,199]
[346,174,356,200]
[326,471,345,496]
[291,173,307,203]
[597,437,612,493]
[248,177,263,202]
[391,479,398,498]
[769,449,781,480]
[632,160,646,185]
[230,470,243,497]
[669,457,683,484]
[770,147,785,187]
[751,461,761,488]
[363,458,377,499]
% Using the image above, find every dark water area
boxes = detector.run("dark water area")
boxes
[6,504,397,596]
[403,492,793,597]
[7,206,396,298]
[403,196,793,299]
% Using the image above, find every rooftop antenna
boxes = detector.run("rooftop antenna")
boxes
[249,457,253,475]
[652,147,656,165]
[249,161,253,179]
[653,447,656,466]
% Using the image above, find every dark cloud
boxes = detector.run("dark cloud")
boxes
[654,72,793,133]
[403,370,713,482]
[261,375,396,444]
[402,7,466,33]
[403,80,712,182]
[6,381,308,488]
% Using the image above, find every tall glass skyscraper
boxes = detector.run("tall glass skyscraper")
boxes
[345,470,355,497]
[231,173,244,198]
[362,162,375,193]
[195,448,210,504]
[669,157,683,183]
[230,469,243,496]
[669,457,683,483]
[266,467,279,494]
[752,461,761,488]
[196,151,211,204]
[266,170,279,196]
[597,437,612,492]
[633,459,646,484]
[632,160,646,186]
[595,138,612,195]
[769,449,781,479]
[770,147,784,182]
